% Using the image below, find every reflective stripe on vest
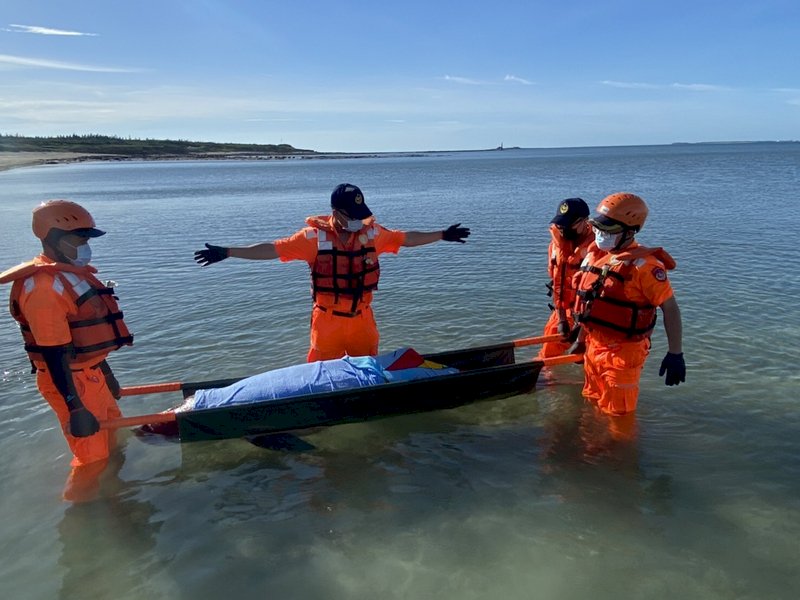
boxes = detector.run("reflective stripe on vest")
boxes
[551,245,588,311]
[574,260,657,341]
[10,268,133,366]
[311,226,380,313]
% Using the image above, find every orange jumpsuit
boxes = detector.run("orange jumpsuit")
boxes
[537,225,592,359]
[0,255,133,499]
[574,243,675,415]
[274,215,405,361]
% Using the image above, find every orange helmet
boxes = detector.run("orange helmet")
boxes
[591,193,648,231]
[32,200,105,241]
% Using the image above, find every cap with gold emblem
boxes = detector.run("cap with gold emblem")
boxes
[550,197,589,227]
[331,183,372,219]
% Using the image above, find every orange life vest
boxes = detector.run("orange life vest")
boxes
[0,258,133,368]
[574,245,675,341]
[306,216,380,313]
[547,224,592,311]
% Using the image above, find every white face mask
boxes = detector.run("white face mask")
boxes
[594,228,622,251]
[65,241,93,266]
[345,219,364,232]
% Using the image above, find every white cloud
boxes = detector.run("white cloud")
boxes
[443,75,484,85]
[671,82,731,92]
[601,80,660,90]
[4,24,98,36]
[769,88,800,105]
[602,80,730,92]
[0,54,139,73]
[244,117,310,123]
[504,75,533,85]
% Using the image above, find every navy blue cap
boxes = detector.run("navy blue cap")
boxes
[331,184,372,219]
[550,198,589,227]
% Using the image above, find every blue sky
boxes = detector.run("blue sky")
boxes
[1,0,798,152]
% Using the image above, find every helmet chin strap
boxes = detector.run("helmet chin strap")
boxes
[562,227,579,241]
[612,229,636,252]
[43,230,74,264]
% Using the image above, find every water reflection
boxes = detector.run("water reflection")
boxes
[538,387,674,518]
[57,444,163,600]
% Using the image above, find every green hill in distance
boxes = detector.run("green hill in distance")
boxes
[0,133,316,157]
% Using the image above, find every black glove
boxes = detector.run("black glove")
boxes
[99,360,121,400]
[564,325,582,343]
[442,224,470,243]
[659,352,686,386]
[69,407,100,437]
[567,341,586,362]
[557,320,571,338]
[194,243,229,266]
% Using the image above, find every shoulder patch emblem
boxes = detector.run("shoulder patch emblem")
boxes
[652,266,667,282]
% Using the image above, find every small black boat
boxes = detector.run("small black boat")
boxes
[106,335,577,443]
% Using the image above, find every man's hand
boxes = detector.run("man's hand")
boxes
[442,224,471,243]
[567,341,586,357]
[99,360,121,400]
[557,320,571,338]
[194,243,230,266]
[659,352,686,386]
[68,407,100,437]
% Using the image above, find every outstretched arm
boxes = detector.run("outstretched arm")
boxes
[661,295,683,354]
[402,231,445,247]
[194,241,279,265]
[228,242,279,260]
[402,224,471,247]
[659,295,686,385]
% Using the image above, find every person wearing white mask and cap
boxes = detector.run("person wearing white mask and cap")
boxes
[0,200,134,501]
[569,192,685,423]
[537,197,593,359]
[195,183,470,362]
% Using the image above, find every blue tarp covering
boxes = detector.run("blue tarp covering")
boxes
[191,352,458,410]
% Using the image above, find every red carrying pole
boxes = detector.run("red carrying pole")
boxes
[120,381,183,397]
[511,334,564,348]
[101,411,177,430]
[538,353,583,366]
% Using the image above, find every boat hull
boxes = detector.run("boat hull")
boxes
[175,342,541,442]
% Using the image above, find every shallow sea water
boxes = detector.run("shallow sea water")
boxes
[1,143,798,599]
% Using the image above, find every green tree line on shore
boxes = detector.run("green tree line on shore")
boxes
[0,134,315,157]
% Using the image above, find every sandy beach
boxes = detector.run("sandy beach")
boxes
[0,151,440,173]
[0,151,112,172]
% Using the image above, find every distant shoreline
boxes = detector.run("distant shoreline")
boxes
[0,151,110,172]
[0,149,471,173]
[0,151,319,172]
[2,141,797,174]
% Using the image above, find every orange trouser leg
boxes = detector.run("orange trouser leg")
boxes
[536,310,574,359]
[307,306,380,362]
[37,366,122,467]
[582,335,649,415]
[62,459,109,503]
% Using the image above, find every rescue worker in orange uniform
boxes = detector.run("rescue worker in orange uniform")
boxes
[194,183,470,361]
[537,198,593,359]
[570,192,685,417]
[0,200,134,500]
